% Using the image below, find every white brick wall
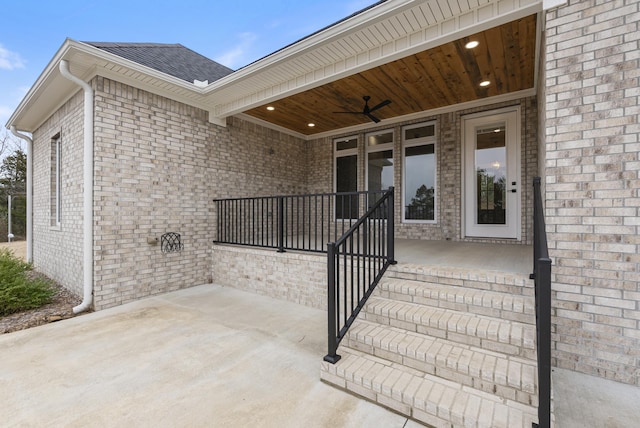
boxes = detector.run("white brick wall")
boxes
[32,90,85,297]
[91,77,309,310]
[211,245,327,309]
[544,0,640,385]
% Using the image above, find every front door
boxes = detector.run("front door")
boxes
[463,107,520,239]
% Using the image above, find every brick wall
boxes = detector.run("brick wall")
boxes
[544,0,640,385]
[32,91,85,297]
[212,245,327,309]
[306,97,538,244]
[92,77,307,310]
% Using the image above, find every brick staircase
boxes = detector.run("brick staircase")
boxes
[321,263,547,427]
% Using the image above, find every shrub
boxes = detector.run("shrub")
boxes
[0,249,55,316]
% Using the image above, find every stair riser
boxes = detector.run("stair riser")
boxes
[378,289,535,325]
[385,270,534,297]
[362,312,536,360]
[345,336,538,406]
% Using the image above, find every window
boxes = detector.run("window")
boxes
[403,122,436,222]
[366,130,394,195]
[334,136,358,219]
[51,134,61,227]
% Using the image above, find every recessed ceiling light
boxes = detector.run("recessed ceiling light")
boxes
[465,40,479,49]
[308,123,315,127]
[494,128,501,133]
[266,106,275,111]
[479,80,491,87]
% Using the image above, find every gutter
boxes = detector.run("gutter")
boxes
[8,127,33,263]
[59,60,94,314]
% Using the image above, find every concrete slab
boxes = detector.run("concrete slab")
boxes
[394,238,532,274]
[0,284,409,427]
[553,367,640,428]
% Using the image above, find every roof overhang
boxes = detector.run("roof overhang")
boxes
[7,0,544,137]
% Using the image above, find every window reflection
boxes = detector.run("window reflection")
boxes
[404,144,435,221]
[367,150,394,192]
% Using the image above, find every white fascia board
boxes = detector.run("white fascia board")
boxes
[207,0,543,120]
[7,39,210,131]
[201,0,420,95]
[543,0,567,10]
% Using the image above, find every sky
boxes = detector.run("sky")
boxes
[0,0,379,130]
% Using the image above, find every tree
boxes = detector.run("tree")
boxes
[0,149,26,191]
[0,131,27,241]
[406,184,435,220]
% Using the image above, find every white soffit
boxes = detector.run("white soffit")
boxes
[207,0,543,119]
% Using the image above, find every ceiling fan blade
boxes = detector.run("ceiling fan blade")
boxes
[366,113,381,123]
[333,111,362,114]
[368,99,391,113]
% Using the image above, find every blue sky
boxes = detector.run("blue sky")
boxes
[0,0,378,129]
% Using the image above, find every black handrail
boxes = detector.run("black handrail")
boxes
[213,190,386,253]
[531,177,552,428]
[324,187,396,363]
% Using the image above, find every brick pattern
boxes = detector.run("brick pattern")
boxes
[31,91,85,298]
[320,263,544,427]
[211,245,327,309]
[306,97,538,245]
[544,0,640,385]
[90,77,309,309]
[31,76,309,310]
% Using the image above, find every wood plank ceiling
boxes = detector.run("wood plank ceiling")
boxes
[245,14,537,136]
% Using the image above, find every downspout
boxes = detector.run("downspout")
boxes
[9,126,33,263]
[59,60,94,314]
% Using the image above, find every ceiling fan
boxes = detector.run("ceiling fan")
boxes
[333,95,392,123]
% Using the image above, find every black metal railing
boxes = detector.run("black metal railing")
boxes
[530,177,552,428]
[213,190,385,253]
[324,187,396,363]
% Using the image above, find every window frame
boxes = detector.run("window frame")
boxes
[402,121,437,224]
[333,136,359,220]
[50,134,62,228]
[365,129,394,194]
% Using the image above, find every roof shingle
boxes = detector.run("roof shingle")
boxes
[83,42,234,84]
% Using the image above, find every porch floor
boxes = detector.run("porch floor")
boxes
[394,239,532,274]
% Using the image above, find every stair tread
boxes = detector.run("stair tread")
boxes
[346,319,538,402]
[321,348,539,428]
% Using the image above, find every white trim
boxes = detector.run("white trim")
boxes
[309,88,536,140]
[365,129,395,192]
[333,135,359,220]
[236,113,308,140]
[54,136,61,227]
[333,135,359,194]
[210,0,543,119]
[543,0,567,10]
[462,106,522,240]
[401,121,438,224]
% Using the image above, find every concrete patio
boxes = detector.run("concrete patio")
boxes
[1,282,639,427]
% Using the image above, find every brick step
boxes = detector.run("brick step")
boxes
[377,277,536,325]
[385,263,534,297]
[321,348,540,428]
[362,296,537,360]
[345,319,537,406]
